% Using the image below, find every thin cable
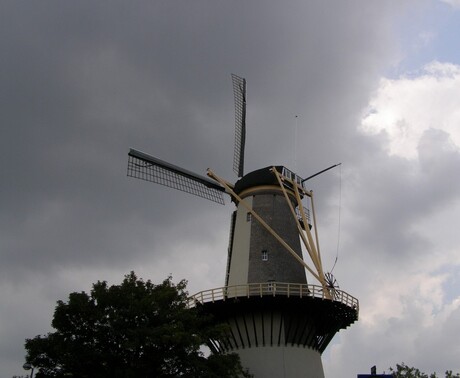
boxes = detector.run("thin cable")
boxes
[331,163,342,273]
[294,115,299,172]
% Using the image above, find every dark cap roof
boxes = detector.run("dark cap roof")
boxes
[233,166,284,195]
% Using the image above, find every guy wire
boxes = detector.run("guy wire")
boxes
[331,162,342,273]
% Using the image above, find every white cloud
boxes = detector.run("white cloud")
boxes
[322,59,460,377]
[361,61,460,160]
[440,0,460,9]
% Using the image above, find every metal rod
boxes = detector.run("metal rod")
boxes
[302,163,341,183]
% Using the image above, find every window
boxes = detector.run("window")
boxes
[261,250,268,261]
[246,212,252,222]
[267,280,275,292]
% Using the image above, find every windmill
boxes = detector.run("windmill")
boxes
[127,74,358,378]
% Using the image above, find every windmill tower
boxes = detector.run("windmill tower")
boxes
[127,74,358,378]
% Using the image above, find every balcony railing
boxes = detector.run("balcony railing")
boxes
[188,282,359,314]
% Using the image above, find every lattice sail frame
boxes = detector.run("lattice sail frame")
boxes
[128,149,226,205]
[231,74,246,178]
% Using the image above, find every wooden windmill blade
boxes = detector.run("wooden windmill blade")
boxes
[127,148,226,205]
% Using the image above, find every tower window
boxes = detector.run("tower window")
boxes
[261,250,268,261]
[246,212,252,222]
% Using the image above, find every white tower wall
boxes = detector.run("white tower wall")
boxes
[227,196,252,287]
[237,346,324,378]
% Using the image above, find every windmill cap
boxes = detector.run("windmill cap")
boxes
[233,166,287,195]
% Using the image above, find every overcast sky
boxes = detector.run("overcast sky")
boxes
[2,1,460,377]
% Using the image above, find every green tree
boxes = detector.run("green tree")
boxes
[25,272,251,378]
[390,363,460,378]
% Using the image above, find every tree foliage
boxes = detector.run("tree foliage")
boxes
[390,363,460,378]
[25,272,250,378]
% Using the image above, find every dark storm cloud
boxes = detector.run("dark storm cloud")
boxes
[1,2,239,277]
[1,1,401,277]
[343,127,460,266]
